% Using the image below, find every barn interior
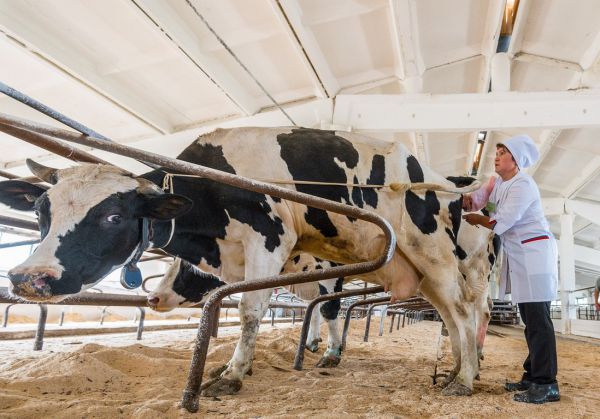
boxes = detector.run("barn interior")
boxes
[0,1,599,416]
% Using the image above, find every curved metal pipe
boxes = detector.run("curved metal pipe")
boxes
[364,301,390,342]
[293,286,384,370]
[141,274,163,293]
[341,296,390,351]
[0,114,397,414]
[2,303,15,327]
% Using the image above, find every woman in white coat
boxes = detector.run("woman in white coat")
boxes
[462,134,560,404]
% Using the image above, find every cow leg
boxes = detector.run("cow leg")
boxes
[434,306,462,386]
[306,303,322,352]
[201,288,273,397]
[420,278,478,396]
[316,297,343,368]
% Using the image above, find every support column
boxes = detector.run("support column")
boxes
[559,213,577,334]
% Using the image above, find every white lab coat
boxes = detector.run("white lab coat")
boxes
[488,172,558,303]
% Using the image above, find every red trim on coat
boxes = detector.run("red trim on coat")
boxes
[521,235,549,244]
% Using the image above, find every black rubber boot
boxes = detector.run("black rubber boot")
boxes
[513,382,560,404]
[504,379,532,392]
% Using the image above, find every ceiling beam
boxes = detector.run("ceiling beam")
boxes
[579,26,600,70]
[133,0,261,116]
[513,53,583,73]
[561,155,600,198]
[542,197,566,216]
[566,199,600,226]
[507,0,532,56]
[411,132,429,165]
[333,90,600,131]
[555,240,600,268]
[275,0,340,97]
[268,0,328,99]
[388,0,424,87]
[527,128,562,176]
[0,3,173,134]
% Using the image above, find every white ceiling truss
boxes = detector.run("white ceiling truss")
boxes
[1,0,600,289]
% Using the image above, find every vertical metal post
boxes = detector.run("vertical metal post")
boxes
[136,307,145,340]
[389,313,395,333]
[2,304,15,327]
[211,305,220,338]
[59,309,65,326]
[271,308,275,326]
[292,309,296,325]
[378,305,387,336]
[33,304,48,351]
[100,306,108,325]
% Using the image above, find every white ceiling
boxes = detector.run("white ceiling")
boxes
[0,0,599,290]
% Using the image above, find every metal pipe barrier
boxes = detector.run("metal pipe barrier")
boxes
[33,304,48,351]
[141,274,164,293]
[0,81,157,170]
[341,296,391,351]
[363,298,429,341]
[2,303,15,327]
[378,306,388,337]
[136,307,145,340]
[364,301,391,342]
[100,306,109,325]
[293,286,385,370]
[59,309,65,326]
[0,113,396,413]
[1,288,308,349]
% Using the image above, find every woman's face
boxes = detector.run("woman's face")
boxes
[495,146,518,177]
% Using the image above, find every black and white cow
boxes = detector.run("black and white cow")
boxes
[0,127,486,396]
[147,253,344,369]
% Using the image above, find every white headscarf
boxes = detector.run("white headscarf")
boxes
[501,135,539,169]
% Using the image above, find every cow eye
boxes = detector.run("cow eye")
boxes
[34,210,39,217]
[106,214,122,224]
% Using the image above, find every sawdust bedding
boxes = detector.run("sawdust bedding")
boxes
[0,319,598,418]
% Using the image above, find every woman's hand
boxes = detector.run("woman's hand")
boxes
[462,213,481,226]
[462,213,494,230]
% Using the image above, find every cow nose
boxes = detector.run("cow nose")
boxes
[7,269,57,296]
[147,295,160,307]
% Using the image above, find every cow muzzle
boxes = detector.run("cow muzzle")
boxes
[147,294,175,312]
[7,267,60,301]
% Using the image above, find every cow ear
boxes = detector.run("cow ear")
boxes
[139,193,193,220]
[0,180,47,211]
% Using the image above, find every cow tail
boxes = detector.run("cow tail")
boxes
[389,181,482,194]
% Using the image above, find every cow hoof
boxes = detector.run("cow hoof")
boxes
[439,371,457,388]
[316,354,341,368]
[207,364,228,379]
[200,377,243,397]
[306,340,320,353]
[441,382,473,396]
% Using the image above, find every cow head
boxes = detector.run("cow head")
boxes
[0,160,192,301]
[147,258,225,311]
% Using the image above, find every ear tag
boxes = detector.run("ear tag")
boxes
[120,263,143,289]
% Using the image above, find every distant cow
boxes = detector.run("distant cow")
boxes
[148,253,344,369]
[0,127,485,397]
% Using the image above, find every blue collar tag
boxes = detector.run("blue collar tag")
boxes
[120,264,143,289]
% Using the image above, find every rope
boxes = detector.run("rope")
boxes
[159,172,481,194]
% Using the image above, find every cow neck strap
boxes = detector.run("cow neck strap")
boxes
[120,217,150,289]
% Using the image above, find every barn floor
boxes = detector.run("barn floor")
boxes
[0,319,598,418]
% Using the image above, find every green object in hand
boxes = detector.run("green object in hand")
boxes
[485,201,496,213]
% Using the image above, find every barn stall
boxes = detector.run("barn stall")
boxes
[1,0,600,417]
